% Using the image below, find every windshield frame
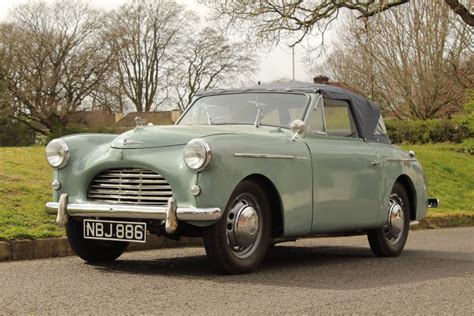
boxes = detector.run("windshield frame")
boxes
[175,92,312,129]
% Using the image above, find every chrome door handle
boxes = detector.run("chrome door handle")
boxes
[371,160,380,165]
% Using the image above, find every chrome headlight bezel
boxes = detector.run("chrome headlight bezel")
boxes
[183,139,212,172]
[45,139,70,169]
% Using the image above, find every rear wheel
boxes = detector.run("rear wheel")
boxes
[368,182,410,257]
[203,180,272,274]
[66,218,129,263]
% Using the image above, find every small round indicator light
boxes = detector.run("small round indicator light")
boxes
[52,179,61,190]
[191,185,201,196]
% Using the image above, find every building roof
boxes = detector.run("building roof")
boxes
[115,111,176,127]
[68,110,115,128]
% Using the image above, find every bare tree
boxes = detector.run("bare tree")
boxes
[0,37,13,119]
[324,0,472,119]
[210,0,473,46]
[89,63,129,113]
[174,27,257,111]
[106,0,193,112]
[0,0,112,135]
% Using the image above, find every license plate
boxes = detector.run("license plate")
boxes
[83,219,146,243]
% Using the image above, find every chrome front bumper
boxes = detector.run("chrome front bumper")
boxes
[45,193,222,234]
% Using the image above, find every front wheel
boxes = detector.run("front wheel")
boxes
[66,218,129,263]
[203,180,272,274]
[368,182,410,257]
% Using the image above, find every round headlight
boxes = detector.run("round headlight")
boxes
[45,139,69,169]
[183,139,211,172]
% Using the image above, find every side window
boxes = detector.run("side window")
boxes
[324,99,358,137]
[307,106,324,133]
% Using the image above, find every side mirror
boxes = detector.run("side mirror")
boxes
[290,119,306,141]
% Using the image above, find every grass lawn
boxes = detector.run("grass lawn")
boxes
[401,144,473,216]
[0,144,472,240]
[0,147,63,240]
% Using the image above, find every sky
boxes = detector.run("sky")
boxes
[0,0,314,84]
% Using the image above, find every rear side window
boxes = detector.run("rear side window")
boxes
[324,99,358,137]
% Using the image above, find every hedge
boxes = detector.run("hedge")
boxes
[385,115,474,144]
[0,117,36,146]
[46,124,125,143]
[459,138,474,154]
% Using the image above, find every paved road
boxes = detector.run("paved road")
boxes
[1,227,473,315]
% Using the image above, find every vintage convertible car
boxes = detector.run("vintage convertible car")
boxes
[45,83,438,274]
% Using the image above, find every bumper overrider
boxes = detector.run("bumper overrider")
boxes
[45,193,222,234]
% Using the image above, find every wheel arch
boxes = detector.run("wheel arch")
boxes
[242,174,284,237]
[394,174,417,220]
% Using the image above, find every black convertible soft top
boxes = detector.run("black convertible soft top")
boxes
[195,82,390,144]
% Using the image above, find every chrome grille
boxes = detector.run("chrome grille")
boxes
[87,168,173,205]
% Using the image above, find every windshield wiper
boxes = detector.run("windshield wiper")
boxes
[248,99,266,128]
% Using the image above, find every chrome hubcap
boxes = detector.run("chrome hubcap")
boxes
[385,195,405,244]
[226,196,261,258]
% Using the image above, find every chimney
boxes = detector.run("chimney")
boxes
[313,75,330,84]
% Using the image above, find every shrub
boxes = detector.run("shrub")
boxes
[385,116,474,144]
[458,138,474,155]
[0,117,36,146]
[47,124,125,142]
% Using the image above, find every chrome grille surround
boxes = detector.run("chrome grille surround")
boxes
[87,168,173,205]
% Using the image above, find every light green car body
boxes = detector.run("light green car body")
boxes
[48,91,429,238]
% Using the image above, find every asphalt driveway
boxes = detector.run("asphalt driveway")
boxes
[1,227,473,314]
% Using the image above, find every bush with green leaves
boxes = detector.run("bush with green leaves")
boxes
[0,117,36,146]
[386,116,474,144]
[458,138,474,154]
[47,124,125,142]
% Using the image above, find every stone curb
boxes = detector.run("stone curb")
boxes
[411,215,474,230]
[0,215,472,263]
[0,235,202,263]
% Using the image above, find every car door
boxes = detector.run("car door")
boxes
[305,97,380,233]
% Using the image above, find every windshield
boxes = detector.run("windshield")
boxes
[178,93,308,128]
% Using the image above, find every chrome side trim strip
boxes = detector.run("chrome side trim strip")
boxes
[385,158,418,162]
[234,153,295,159]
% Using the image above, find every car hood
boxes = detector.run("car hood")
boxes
[110,125,284,149]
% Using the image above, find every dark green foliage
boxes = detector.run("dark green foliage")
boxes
[458,138,474,154]
[0,117,36,146]
[386,116,474,144]
[47,124,125,143]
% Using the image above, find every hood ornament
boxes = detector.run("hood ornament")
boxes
[135,116,145,127]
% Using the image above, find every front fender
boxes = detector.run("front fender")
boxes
[196,134,313,237]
